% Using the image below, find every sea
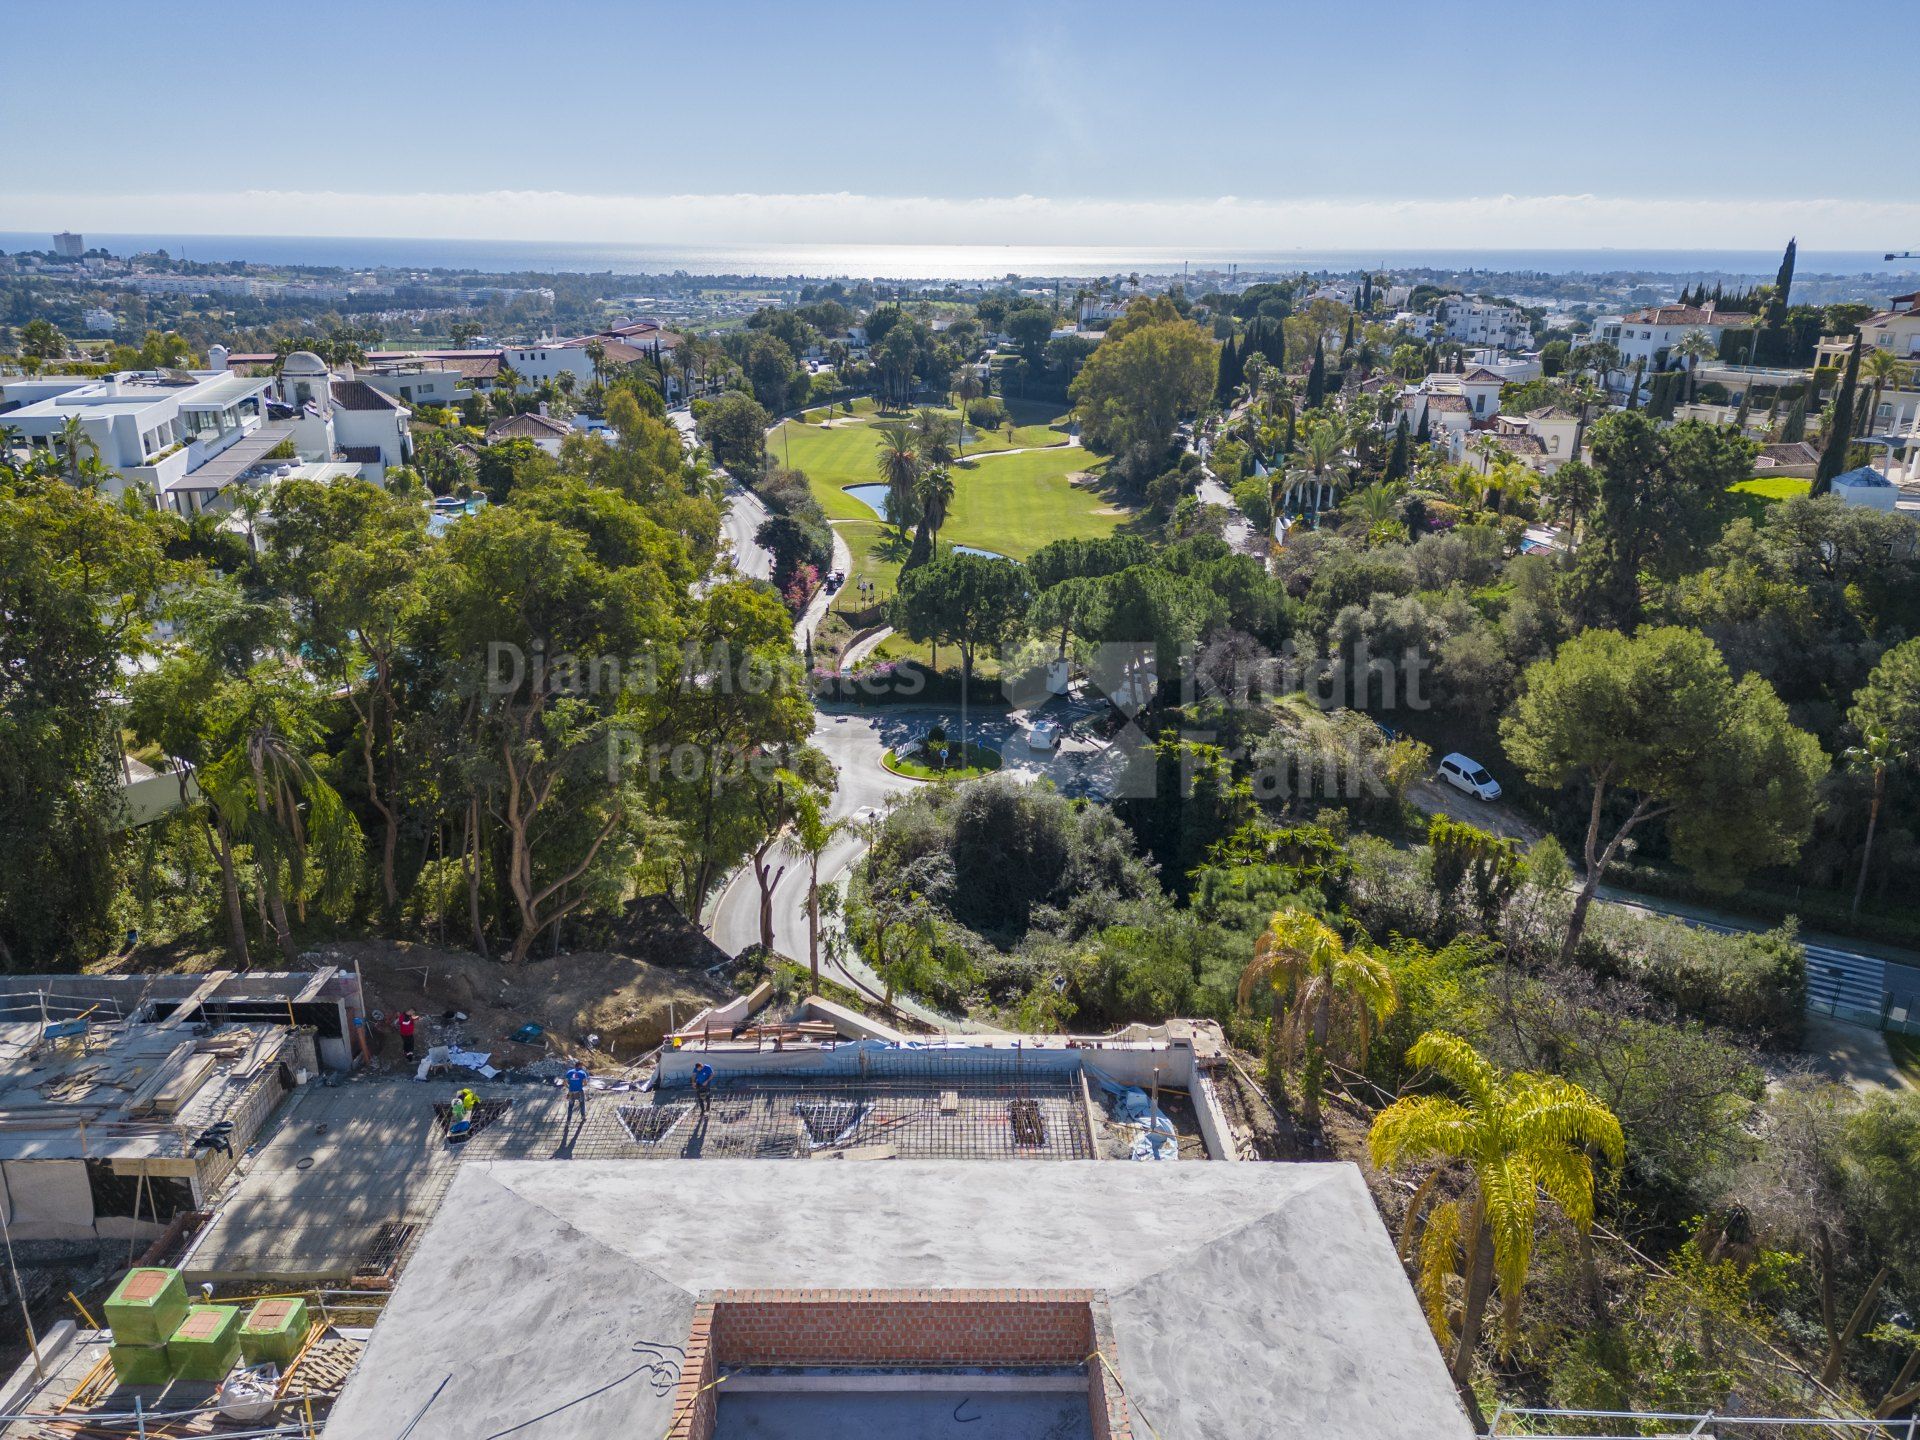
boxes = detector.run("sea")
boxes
[4,233,1915,283]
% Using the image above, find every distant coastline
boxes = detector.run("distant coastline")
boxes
[4,232,1914,283]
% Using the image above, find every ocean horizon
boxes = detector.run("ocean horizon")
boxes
[4,233,1916,282]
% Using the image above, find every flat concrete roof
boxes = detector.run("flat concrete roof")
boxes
[325,1160,1473,1440]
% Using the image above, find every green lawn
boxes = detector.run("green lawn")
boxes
[1729,475,1812,524]
[782,398,1072,458]
[777,411,1133,615]
[1733,476,1812,501]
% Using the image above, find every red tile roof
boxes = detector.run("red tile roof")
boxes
[1622,305,1755,327]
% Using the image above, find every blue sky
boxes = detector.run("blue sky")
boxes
[5,0,1917,246]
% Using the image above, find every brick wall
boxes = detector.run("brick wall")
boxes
[710,1288,1094,1367]
[667,1289,1130,1439]
[665,1301,718,1440]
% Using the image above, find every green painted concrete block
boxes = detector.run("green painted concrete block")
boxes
[167,1305,242,1382]
[240,1297,309,1368]
[108,1342,174,1386]
[104,1268,189,1347]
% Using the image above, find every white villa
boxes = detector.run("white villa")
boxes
[1593,303,1754,372]
[1435,299,1532,349]
[1,348,412,514]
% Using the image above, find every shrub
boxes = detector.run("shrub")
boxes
[1576,908,1805,1045]
[966,397,1008,431]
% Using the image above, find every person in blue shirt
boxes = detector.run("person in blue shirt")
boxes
[563,1060,589,1124]
[691,1060,714,1115]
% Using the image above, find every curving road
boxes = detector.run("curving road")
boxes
[708,703,1118,1032]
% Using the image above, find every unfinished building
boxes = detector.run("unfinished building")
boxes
[0,970,354,1242]
[325,1160,1478,1440]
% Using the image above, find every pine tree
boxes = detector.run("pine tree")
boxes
[1814,337,1861,494]
[1782,391,1808,443]
[1305,338,1327,407]
[1385,415,1410,482]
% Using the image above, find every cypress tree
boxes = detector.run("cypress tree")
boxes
[1215,334,1240,405]
[1782,392,1807,443]
[1734,384,1751,433]
[1342,315,1355,351]
[1813,337,1861,494]
[904,511,934,571]
[1305,338,1326,407]
[1385,415,1410,482]
[1767,238,1797,326]
[1415,406,1430,444]
[1626,358,1645,411]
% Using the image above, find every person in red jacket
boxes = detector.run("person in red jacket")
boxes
[395,1010,417,1061]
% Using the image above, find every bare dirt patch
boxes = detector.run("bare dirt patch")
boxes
[1408,777,1547,845]
[328,937,727,1071]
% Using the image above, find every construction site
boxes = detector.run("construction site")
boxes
[0,963,1286,1438]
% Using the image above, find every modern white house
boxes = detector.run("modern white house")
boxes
[1391,311,1436,340]
[1435,299,1532,349]
[1,367,278,511]
[1594,303,1754,372]
[82,306,118,333]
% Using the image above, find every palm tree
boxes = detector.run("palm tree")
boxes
[1237,909,1396,1125]
[1672,328,1718,401]
[1861,349,1903,435]
[912,408,957,471]
[1484,457,1536,517]
[230,483,270,555]
[1370,1032,1623,1388]
[1845,724,1902,919]
[787,780,847,991]
[56,415,100,486]
[584,340,606,388]
[1468,433,1503,476]
[951,367,983,455]
[875,422,920,537]
[915,464,956,537]
[1348,480,1409,544]
[1300,419,1343,513]
[1448,464,1487,517]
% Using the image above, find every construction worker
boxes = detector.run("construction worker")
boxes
[691,1060,714,1116]
[563,1060,589,1124]
[448,1086,478,1146]
[395,1010,417,1062]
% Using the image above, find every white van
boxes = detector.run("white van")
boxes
[1439,752,1502,801]
[1025,720,1062,751]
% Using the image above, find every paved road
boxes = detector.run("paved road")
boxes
[707,704,1118,1031]
[1192,435,1263,558]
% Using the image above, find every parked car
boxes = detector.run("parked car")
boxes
[826,569,845,590]
[1438,752,1502,801]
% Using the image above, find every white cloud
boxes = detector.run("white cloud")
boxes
[8,189,1916,250]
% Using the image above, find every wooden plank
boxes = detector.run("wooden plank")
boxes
[124,1040,198,1112]
[155,970,233,1030]
[150,1053,218,1114]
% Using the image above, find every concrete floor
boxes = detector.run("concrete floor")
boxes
[716,1391,1092,1440]
[1800,1012,1912,1094]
